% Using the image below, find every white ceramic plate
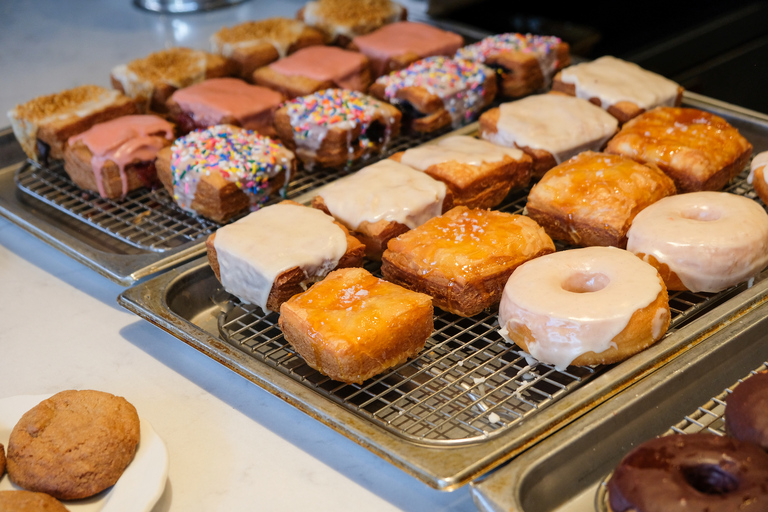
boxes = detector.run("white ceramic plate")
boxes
[0,394,168,512]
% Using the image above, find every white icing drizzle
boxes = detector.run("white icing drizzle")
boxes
[213,203,347,312]
[498,246,663,370]
[483,95,618,164]
[400,135,524,170]
[210,22,304,60]
[560,56,680,110]
[749,150,768,185]
[317,159,447,230]
[626,192,768,292]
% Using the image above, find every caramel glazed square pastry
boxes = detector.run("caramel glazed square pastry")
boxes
[7,84,139,164]
[479,93,619,178]
[552,55,684,124]
[206,201,365,313]
[279,267,433,384]
[390,134,532,209]
[368,55,496,133]
[525,151,676,249]
[64,114,174,199]
[605,106,753,193]
[156,124,296,222]
[110,47,234,113]
[166,77,284,137]
[252,45,372,99]
[382,206,555,317]
[210,17,325,81]
[297,0,407,46]
[273,88,401,169]
[311,158,452,259]
[455,32,571,98]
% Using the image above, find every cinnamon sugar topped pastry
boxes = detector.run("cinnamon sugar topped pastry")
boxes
[369,56,496,132]
[298,0,406,45]
[350,21,464,77]
[211,18,324,80]
[605,107,752,192]
[111,47,234,113]
[456,33,570,97]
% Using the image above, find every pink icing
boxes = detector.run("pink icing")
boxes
[268,46,368,91]
[68,115,174,198]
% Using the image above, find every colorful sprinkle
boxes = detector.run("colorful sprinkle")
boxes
[456,33,563,79]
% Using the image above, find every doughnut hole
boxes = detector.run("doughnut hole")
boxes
[682,464,739,495]
[562,272,610,294]
[680,205,722,222]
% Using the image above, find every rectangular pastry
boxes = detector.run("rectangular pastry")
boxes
[273,88,401,169]
[605,107,753,192]
[525,151,676,248]
[206,201,365,313]
[552,56,684,124]
[348,21,463,77]
[368,55,496,132]
[252,46,371,98]
[279,267,433,384]
[64,115,174,199]
[390,134,531,209]
[210,17,325,81]
[110,47,234,113]
[7,85,140,163]
[166,77,284,137]
[478,93,619,178]
[155,124,296,222]
[381,206,555,317]
[297,0,406,46]
[311,159,452,258]
[456,33,571,98]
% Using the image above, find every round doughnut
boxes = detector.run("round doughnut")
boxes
[498,246,670,370]
[607,433,768,512]
[749,150,768,205]
[725,371,768,451]
[626,191,768,293]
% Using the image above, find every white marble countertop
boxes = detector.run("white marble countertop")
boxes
[0,1,481,510]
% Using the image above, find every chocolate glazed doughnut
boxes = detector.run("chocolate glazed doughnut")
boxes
[726,372,768,450]
[607,433,768,511]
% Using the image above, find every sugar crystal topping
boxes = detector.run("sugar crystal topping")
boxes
[214,18,304,45]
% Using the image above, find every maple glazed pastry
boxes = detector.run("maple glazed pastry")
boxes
[479,93,619,178]
[605,106,752,192]
[155,124,296,222]
[206,202,365,313]
[311,159,452,259]
[369,56,496,132]
[499,246,670,370]
[552,55,684,124]
[279,267,433,384]
[273,88,401,169]
[64,114,174,199]
[626,191,768,293]
[7,84,139,164]
[166,77,284,136]
[349,21,464,77]
[210,17,325,81]
[110,47,234,113]
[390,135,532,209]
[382,206,555,317]
[525,151,676,248]
[456,33,571,98]
[252,45,371,98]
[297,0,406,45]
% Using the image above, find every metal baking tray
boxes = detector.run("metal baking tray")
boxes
[119,92,768,490]
[470,297,768,512]
[0,125,458,286]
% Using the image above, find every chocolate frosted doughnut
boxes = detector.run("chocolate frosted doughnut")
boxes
[726,371,768,450]
[608,433,768,512]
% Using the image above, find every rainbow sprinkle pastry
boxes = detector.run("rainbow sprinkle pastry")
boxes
[170,124,294,213]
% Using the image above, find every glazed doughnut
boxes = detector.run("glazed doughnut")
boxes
[498,246,670,370]
[748,150,768,205]
[725,371,768,451]
[607,433,768,512]
[626,191,768,293]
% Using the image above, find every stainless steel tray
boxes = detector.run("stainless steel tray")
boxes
[119,92,768,490]
[470,294,768,512]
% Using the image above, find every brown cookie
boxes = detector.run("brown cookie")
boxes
[7,390,140,500]
[0,490,69,511]
[0,442,5,477]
